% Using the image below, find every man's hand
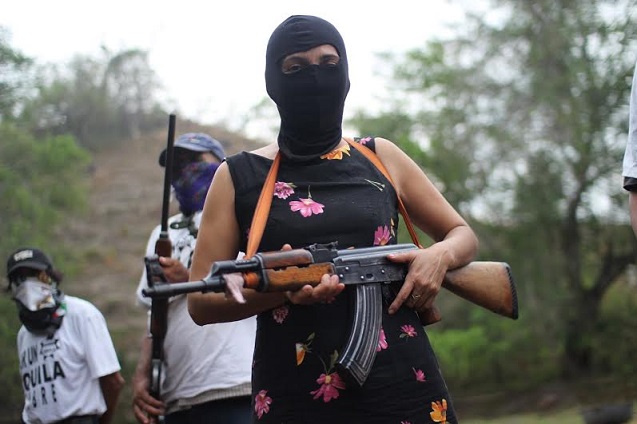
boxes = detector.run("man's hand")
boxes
[158,257,189,283]
[132,337,165,424]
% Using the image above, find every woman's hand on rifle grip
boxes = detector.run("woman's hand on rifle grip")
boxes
[386,246,450,314]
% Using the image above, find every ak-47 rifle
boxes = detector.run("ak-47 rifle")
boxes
[145,113,176,418]
[143,241,519,388]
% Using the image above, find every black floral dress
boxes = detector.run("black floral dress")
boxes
[226,138,457,424]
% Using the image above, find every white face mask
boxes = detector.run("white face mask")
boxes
[12,278,56,311]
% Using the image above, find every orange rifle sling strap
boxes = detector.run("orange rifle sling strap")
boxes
[245,151,281,261]
[345,138,424,249]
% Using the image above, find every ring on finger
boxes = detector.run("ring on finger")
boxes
[411,293,421,300]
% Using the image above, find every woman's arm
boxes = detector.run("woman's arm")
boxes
[187,162,287,324]
[374,137,479,313]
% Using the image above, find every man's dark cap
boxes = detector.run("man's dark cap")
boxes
[6,247,53,277]
[159,133,226,167]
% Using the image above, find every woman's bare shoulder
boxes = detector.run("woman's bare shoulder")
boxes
[373,136,396,147]
[248,143,279,159]
[372,136,402,158]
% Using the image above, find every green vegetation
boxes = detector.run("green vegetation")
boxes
[352,0,637,389]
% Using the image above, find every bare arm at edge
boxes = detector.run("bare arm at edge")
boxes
[630,191,637,240]
[99,371,125,424]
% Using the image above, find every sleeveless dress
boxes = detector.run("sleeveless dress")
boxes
[226,138,457,424]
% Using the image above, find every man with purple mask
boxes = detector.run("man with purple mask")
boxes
[132,133,256,424]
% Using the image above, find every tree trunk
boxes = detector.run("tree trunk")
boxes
[561,292,600,378]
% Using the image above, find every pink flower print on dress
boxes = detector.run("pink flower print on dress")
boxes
[376,327,388,352]
[289,188,325,218]
[254,389,272,419]
[373,225,392,246]
[321,143,351,160]
[413,367,426,382]
[359,137,372,145]
[400,324,418,339]
[274,182,295,199]
[310,372,346,402]
[272,305,289,324]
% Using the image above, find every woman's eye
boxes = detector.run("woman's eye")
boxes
[321,55,340,67]
[284,63,304,74]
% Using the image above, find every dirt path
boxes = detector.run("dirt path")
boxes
[62,130,168,364]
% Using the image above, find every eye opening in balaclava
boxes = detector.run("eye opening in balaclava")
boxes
[265,15,351,162]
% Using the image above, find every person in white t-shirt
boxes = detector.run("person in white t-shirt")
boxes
[132,133,256,424]
[6,247,125,424]
[622,59,637,238]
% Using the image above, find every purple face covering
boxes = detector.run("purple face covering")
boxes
[172,162,220,216]
[265,15,350,162]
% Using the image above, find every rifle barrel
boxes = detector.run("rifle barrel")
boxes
[160,114,176,236]
[143,275,226,298]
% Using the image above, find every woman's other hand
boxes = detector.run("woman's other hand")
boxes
[284,273,344,305]
[386,246,451,314]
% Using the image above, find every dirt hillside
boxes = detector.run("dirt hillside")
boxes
[63,120,264,365]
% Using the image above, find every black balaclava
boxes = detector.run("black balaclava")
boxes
[265,15,350,162]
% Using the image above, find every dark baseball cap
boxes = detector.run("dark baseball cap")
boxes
[159,133,226,166]
[6,247,53,277]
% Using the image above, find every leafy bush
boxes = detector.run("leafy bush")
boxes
[0,123,91,265]
[428,314,561,393]
[0,296,25,421]
[591,281,637,382]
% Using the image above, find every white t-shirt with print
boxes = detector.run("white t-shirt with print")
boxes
[17,295,121,424]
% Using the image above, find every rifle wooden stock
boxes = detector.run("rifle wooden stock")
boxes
[442,261,518,320]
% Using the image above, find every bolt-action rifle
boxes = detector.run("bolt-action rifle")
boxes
[145,113,176,421]
[143,241,518,388]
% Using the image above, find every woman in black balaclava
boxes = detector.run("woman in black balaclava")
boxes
[264,15,350,162]
[189,15,479,423]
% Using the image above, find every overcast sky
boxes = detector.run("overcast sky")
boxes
[3,0,466,136]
